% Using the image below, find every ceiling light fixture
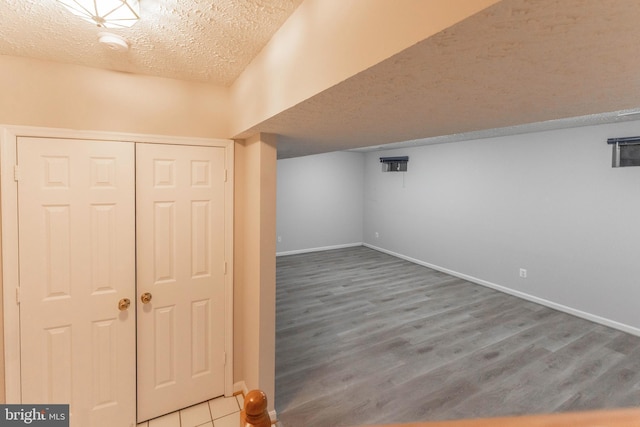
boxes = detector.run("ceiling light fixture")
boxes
[56,0,140,29]
[98,32,129,51]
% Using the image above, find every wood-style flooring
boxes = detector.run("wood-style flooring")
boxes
[275,246,640,427]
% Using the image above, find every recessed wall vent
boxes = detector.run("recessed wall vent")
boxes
[380,156,409,172]
[607,137,640,167]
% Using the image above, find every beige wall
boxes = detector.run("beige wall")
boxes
[0,54,276,409]
[230,0,500,136]
[0,55,231,138]
[0,196,4,403]
[233,134,277,411]
[0,54,232,402]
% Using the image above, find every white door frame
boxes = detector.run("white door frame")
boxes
[0,125,234,403]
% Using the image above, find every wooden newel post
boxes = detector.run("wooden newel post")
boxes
[241,389,271,427]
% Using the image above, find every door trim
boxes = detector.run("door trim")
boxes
[1,125,235,402]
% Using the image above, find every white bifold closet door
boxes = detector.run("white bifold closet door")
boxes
[136,143,226,422]
[16,137,227,426]
[17,137,136,427]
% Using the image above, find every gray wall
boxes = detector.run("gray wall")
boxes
[363,121,640,333]
[276,151,364,254]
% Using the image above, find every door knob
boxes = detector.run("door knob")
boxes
[141,292,153,304]
[118,298,131,311]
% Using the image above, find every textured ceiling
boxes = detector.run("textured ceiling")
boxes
[237,0,640,158]
[0,0,303,86]
[2,0,640,157]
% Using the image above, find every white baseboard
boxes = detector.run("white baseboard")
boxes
[276,242,363,257]
[233,381,249,396]
[363,243,640,337]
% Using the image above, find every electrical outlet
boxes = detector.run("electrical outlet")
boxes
[519,268,527,278]
[277,236,282,243]
[375,232,379,239]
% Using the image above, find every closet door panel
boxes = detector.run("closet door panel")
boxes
[17,137,136,427]
[136,143,226,422]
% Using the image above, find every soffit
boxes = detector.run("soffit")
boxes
[235,0,640,158]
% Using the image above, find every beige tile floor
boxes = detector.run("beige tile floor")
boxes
[137,394,244,427]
